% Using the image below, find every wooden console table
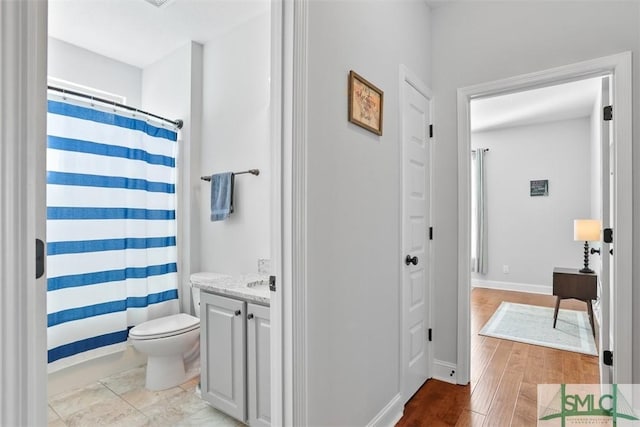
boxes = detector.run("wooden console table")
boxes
[552,267,597,337]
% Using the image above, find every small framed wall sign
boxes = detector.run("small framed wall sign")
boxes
[348,70,384,135]
[530,179,549,197]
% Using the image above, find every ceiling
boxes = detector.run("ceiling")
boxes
[48,0,269,69]
[50,0,601,128]
[471,77,602,132]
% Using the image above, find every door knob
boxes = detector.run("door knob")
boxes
[405,255,418,266]
[234,310,241,316]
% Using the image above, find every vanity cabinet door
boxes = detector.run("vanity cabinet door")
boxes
[247,303,271,427]
[200,292,246,422]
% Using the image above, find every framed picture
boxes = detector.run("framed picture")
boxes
[348,70,384,135]
[530,179,549,197]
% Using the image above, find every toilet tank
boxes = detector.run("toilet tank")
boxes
[191,286,202,318]
[190,272,232,318]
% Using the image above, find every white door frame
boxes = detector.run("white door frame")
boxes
[456,52,633,385]
[270,0,285,424]
[0,0,48,425]
[4,0,297,423]
[598,76,613,385]
[399,65,434,402]
[282,0,309,425]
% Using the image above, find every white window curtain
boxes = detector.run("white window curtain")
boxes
[46,95,180,372]
[471,148,488,274]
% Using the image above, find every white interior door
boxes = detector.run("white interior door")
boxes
[599,76,614,384]
[401,71,432,402]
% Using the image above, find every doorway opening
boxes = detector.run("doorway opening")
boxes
[45,0,285,425]
[456,53,633,390]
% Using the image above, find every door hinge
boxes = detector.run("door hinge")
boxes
[429,227,433,240]
[36,239,45,279]
[269,275,276,292]
[429,124,433,138]
[603,350,613,366]
[604,105,613,121]
[603,228,613,244]
[428,328,432,342]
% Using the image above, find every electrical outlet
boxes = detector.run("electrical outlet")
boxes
[503,265,509,274]
[258,259,271,275]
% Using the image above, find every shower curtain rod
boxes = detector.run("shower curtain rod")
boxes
[48,85,183,129]
[471,148,490,152]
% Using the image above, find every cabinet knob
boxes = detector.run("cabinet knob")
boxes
[234,310,241,316]
[247,313,254,320]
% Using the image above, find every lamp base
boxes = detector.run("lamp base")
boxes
[579,241,594,274]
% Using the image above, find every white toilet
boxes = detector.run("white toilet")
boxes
[129,286,202,391]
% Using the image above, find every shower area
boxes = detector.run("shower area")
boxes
[46,88,182,373]
[44,33,203,393]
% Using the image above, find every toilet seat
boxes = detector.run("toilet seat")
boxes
[129,313,200,340]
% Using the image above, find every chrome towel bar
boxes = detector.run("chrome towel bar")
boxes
[200,169,260,181]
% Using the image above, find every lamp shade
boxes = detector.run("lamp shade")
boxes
[574,219,601,241]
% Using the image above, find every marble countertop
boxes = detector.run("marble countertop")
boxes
[190,272,270,306]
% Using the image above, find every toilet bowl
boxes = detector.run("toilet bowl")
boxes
[129,286,203,391]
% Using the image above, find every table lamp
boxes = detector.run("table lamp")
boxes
[573,219,600,274]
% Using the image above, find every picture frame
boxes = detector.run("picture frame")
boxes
[348,70,384,136]
[530,179,549,197]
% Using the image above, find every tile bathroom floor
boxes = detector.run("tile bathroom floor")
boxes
[48,367,244,426]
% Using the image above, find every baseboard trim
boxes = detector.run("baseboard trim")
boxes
[366,393,403,427]
[472,279,551,295]
[433,359,457,384]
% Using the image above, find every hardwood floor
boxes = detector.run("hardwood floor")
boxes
[396,287,600,427]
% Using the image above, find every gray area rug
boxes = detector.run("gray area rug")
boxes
[479,302,597,355]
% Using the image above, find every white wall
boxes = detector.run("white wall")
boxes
[141,41,203,314]
[471,118,591,290]
[305,1,430,425]
[431,1,640,377]
[48,37,142,105]
[199,10,271,274]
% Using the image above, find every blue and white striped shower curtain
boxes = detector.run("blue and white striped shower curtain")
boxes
[46,97,180,372]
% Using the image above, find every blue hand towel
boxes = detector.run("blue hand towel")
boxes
[210,172,234,221]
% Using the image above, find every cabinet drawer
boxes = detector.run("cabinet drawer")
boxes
[553,272,597,300]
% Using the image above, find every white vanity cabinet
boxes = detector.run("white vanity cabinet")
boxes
[200,291,270,426]
[200,292,246,421]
